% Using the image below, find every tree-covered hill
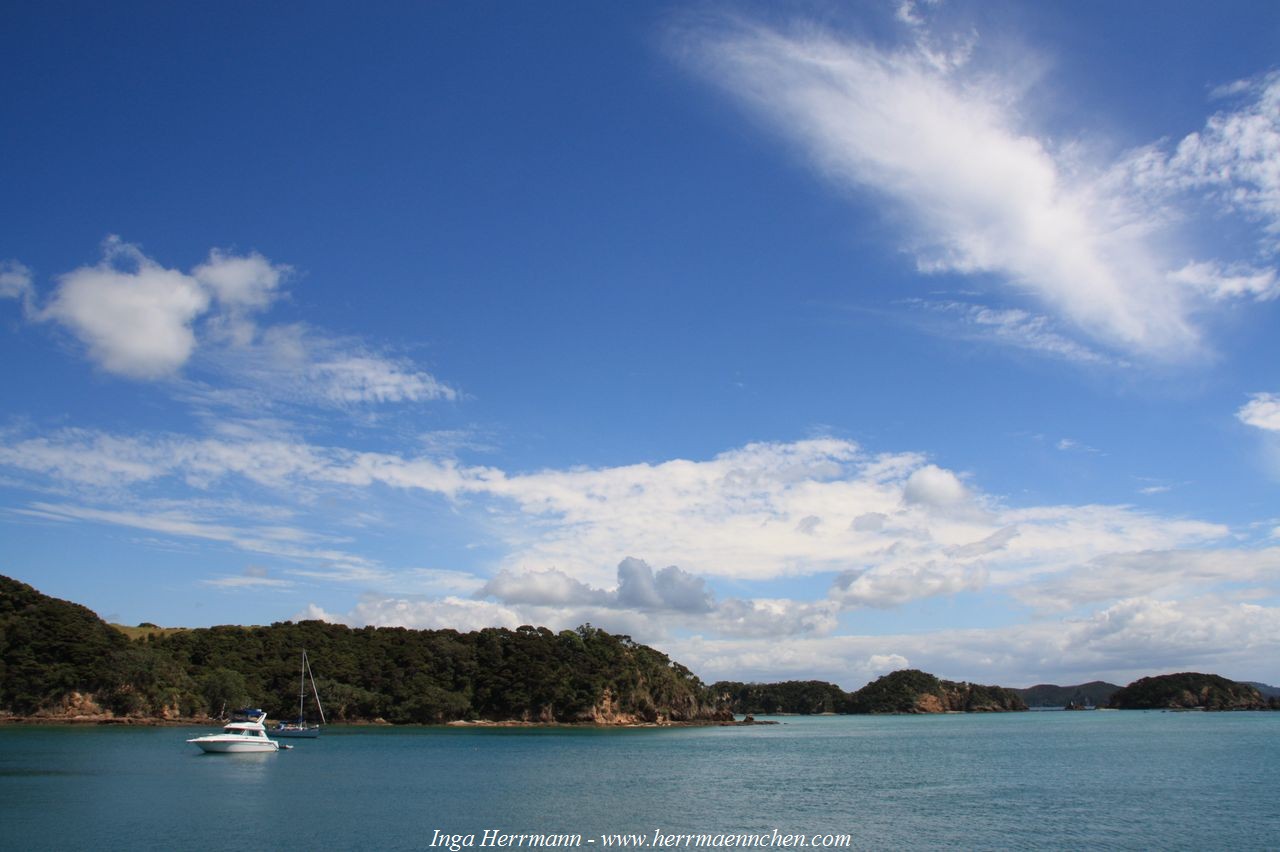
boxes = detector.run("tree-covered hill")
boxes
[0,575,728,724]
[846,669,1027,713]
[1108,673,1277,710]
[1013,681,1121,708]
[714,670,1027,714]
[710,680,850,714]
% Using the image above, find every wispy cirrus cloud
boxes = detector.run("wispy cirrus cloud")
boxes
[677,14,1279,363]
[907,300,1118,366]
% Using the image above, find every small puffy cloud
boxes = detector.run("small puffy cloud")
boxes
[17,238,454,410]
[615,557,715,613]
[193,249,287,311]
[902,464,969,508]
[1238,393,1280,432]
[41,238,211,378]
[0,260,34,309]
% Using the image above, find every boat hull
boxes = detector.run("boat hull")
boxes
[273,726,320,738]
[187,735,279,753]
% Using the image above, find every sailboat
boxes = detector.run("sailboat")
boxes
[273,649,326,738]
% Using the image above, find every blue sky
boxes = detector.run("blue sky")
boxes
[3,0,1280,689]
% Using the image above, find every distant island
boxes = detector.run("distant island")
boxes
[1,574,1276,724]
[714,670,1026,714]
[1108,673,1274,710]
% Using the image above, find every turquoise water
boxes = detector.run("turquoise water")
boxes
[2,712,1277,851]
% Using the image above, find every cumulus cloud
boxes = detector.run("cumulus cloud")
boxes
[2,427,1273,675]
[16,237,455,408]
[615,557,716,612]
[40,238,211,378]
[902,464,970,509]
[1,432,1231,606]
[480,566,609,608]
[1238,393,1280,431]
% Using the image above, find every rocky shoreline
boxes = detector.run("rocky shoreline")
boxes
[0,711,777,728]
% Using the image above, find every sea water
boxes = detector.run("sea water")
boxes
[1,712,1277,851]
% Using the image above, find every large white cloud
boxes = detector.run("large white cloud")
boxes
[668,596,1280,688]
[680,16,1279,362]
[4,427,1276,681]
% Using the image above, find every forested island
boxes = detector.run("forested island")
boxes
[2,575,1276,724]
[714,670,1027,714]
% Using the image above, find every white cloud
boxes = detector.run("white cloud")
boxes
[1127,72,1280,252]
[911,300,1116,366]
[1238,393,1280,431]
[1013,547,1280,611]
[480,566,608,608]
[683,18,1280,363]
[0,260,34,312]
[671,596,1280,688]
[40,237,211,378]
[685,21,1204,359]
[17,238,455,409]
[346,596,524,633]
[17,500,386,582]
[200,323,457,407]
[193,249,287,311]
[1,432,1232,609]
[1168,261,1279,301]
[902,464,970,509]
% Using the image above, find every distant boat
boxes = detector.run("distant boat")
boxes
[188,712,280,753]
[274,649,326,738]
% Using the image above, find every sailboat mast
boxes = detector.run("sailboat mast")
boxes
[299,649,307,722]
[305,650,327,725]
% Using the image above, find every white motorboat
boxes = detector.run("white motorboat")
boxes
[187,712,280,753]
